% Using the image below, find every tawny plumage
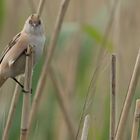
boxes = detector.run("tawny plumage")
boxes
[0,14,46,87]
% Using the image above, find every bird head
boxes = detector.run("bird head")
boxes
[23,14,44,35]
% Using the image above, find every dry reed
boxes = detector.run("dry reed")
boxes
[37,0,46,17]
[27,0,75,138]
[75,0,121,139]
[2,77,22,140]
[115,49,140,140]
[131,99,140,140]
[20,46,33,140]
[110,54,116,140]
[80,114,90,140]
[27,0,71,138]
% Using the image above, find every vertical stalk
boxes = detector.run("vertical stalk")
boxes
[20,46,33,140]
[37,0,46,17]
[115,49,140,140]
[27,0,71,136]
[131,99,140,140]
[76,0,120,139]
[80,115,90,140]
[2,77,22,140]
[110,54,116,140]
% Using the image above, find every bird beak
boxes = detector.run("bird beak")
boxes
[32,23,37,27]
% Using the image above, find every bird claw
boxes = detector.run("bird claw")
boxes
[25,45,34,56]
[22,88,32,94]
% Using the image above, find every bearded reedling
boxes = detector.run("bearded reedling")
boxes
[0,14,46,90]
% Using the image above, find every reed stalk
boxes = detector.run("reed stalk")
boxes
[2,76,22,140]
[76,0,120,139]
[115,49,140,140]
[27,0,71,138]
[131,99,140,140]
[37,0,46,17]
[110,54,116,140]
[29,1,75,138]
[20,46,33,140]
[80,114,90,140]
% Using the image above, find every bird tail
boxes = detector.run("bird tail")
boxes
[0,74,7,87]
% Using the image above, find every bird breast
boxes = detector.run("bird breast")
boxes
[29,35,45,63]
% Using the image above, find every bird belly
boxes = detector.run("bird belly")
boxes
[29,35,45,63]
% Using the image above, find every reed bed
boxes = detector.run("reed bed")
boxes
[1,0,140,140]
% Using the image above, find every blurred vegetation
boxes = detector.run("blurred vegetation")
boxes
[0,0,5,28]
[83,24,113,52]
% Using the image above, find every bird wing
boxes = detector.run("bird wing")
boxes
[0,32,29,66]
[0,33,21,63]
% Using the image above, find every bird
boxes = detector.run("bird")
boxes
[0,14,46,89]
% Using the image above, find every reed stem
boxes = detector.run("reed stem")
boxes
[27,0,71,137]
[131,99,140,140]
[20,46,33,140]
[115,49,140,140]
[37,0,46,17]
[110,54,116,140]
[2,77,22,140]
[80,114,90,140]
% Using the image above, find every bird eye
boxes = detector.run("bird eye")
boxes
[29,19,32,24]
[38,20,41,25]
